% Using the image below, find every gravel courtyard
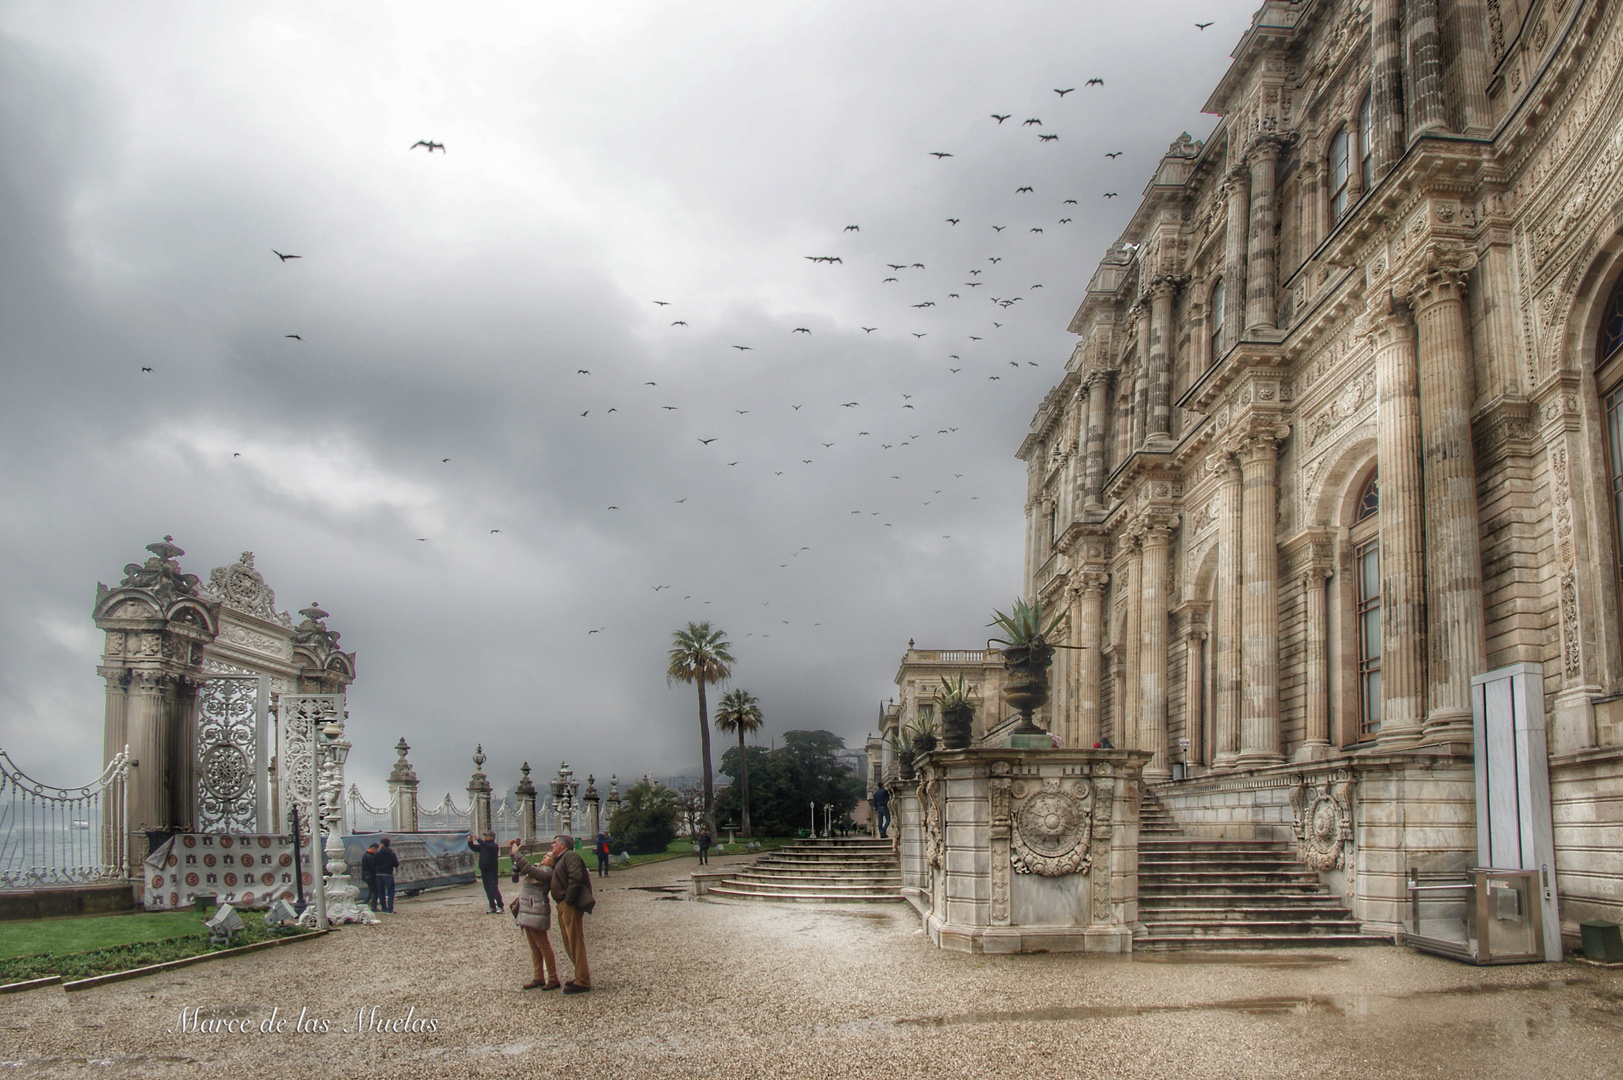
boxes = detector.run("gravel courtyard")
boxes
[3,853,1620,1079]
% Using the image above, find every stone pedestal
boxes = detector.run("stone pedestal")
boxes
[901,747,1151,953]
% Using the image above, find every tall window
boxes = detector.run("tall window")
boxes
[1358,92,1373,190]
[1209,278,1225,364]
[1600,278,1623,592]
[1329,126,1351,220]
[1353,471,1381,737]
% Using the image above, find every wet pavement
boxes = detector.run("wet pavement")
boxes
[2,852,1620,1079]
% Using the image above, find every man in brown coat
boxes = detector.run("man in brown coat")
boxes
[548,834,595,993]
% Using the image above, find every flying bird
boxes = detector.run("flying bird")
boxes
[840,402,859,407]
[272,250,300,261]
[991,225,1006,232]
[409,140,445,153]
[580,410,589,417]
[883,277,898,283]
[1105,151,1123,158]
[990,114,1011,123]
[792,327,811,334]
[698,438,717,445]
[861,327,877,333]
[140,366,153,372]
[822,442,834,447]
[969,335,982,340]
[1196,21,1213,29]
[732,345,753,351]
[911,302,934,308]
[1086,78,1104,85]
[1016,186,1033,193]
[653,300,670,305]
[735,409,749,414]
[588,628,603,634]
[844,225,860,232]
[911,332,927,338]
[442,458,450,462]
[930,151,954,158]
[607,506,619,510]
[911,263,925,268]
[887,263,907,270]
[1054,88,1075,96]
[671,320,688,326]
[1039,134,1059,142]
[490,529,501,534]
[653,585,669,591]
[1023,118,1042,126]
[1059,218,1072,224]
[285,334,301,341]
[645,381,658,385]
[1030,227,1044,233]
[662,405,679,410]
[1104,192,1118,198]
[577,369,590,374]
[1064,199,1078,204]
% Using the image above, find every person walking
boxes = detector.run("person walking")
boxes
[594,832,611,879]
[697,826,711,865]
[359,841,380,909]
[873,782,891,839]
[468,831,503,913]
[508,839,560,991]
[548,834,595,994]
[373,837,399,914]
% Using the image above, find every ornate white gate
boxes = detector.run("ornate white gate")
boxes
[195,675,270,833]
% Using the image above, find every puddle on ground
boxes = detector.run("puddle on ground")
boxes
[1134,952,1348,969]
[897,979,1588,1028]
[629,885,686,893]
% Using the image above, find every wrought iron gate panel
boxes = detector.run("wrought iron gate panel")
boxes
[196,675,268,833]
[277,695,342,842]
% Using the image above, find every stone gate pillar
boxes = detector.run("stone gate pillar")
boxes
[516,762,537,844]
[468,745,492,836]
[93,537,220,877]
[388,738,419,832]
[583,774,601,839]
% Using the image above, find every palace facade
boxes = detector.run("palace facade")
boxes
[908,0,1623,941]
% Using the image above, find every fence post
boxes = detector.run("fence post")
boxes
[516,763,536,844]
[468,745,492,836]
[388,737,419,832]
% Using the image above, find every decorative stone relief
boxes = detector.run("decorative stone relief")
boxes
[1090,766,1115,922]
[1304,365,1377,448]
[1288,771,1353,871]
[920,771,945,872]
[988,762,1012,926]
[1008,777,1093,877]
[205,553,293,627]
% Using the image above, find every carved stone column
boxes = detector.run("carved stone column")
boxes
[99,666,130,775]
[388,737,420,832]
[1370,0,1406,177]
[1406,0,1446,136]
[1182,612,1209,767]
[1238,434,1285,765]
[1245,140,1282,333]
[1084,373,1110,511]
[468,745,493,836]
[1123,540,1143,750]
[1077,572,1107,747]
[1132,302,1151,450]
[1371,296,1428,748]
[1139,523,1173,779]
[1147,278,1180,445]
[1213,456,1244,769]
[1222,168,1251,353]
[125,670,168,835]
[1297,566,1334,761]
[515,762,537,844]
[1413,267,1486,743]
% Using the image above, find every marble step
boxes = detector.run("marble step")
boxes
[1139,896,1353,912]
[706,885,907,903]
[1135,932,1392,951]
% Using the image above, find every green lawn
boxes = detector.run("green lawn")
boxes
[496,836,793,876]
[0,908,313,984]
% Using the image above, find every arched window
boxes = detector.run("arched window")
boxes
[1598,279,1623,593]
[1358,92,1374,190]
[1208,278,1225,365]
[1329,127,1351,220]
[1352,470,1380,738]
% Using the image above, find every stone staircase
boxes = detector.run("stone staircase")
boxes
[1136,788,1391,950]
[706,837,904,903]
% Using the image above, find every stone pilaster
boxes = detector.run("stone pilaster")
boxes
[1139,523,1173,779]
[388,737,420,833]
[1181,609,1209,768]
[1297,566,1334,761]
[1245,140,1282,333]
[1413,267,1486,744]
[1084,373,1110,512]
[1147,278,1180,445]
[125,670,168,836]
[1238,433,1286,766]
[1213,456,1244,769]
[1122,540,1143,750]
[1370,0,1406,177]
[1406,0,1446,136]
[1132,302,1151,450]
[515,762,537,844]
[99,666,130,774]
[468,744,493,836]
[1371,296,1428,748]
[1077,572,1107,748]
[1222,168,1250,354]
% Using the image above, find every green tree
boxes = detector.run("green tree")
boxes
[715,731,866,837]
[713,688,764,837]
[666,621,735,832]
[607,778,680,855]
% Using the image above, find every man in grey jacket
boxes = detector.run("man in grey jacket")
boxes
[548,834,595,993]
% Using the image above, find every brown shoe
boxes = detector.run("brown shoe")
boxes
[562,982,591,994]
[522,980,544,990]
[541,981,562,991]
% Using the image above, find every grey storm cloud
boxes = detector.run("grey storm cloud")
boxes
[0,0,1252,799]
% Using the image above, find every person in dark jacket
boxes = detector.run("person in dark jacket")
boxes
[873,783,891,838]
[360,842,380,908]
[373,837,399,913]
[468,831,503,913]
[697,827,711,865]
[548,834,595,993]
[594,833,611,878]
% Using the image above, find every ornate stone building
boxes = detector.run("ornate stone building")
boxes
[1011,0,1623,940]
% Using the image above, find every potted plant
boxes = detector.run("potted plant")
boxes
[934,674,977,749]
[886,727,918,780]
[988,596,1063,737]
[909,711,940,755]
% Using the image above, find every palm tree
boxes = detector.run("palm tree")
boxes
[714,688,764,838]
[666,622,735,832]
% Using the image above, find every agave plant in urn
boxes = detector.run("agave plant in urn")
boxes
[988,596,1062,739]
[934,674,978,750]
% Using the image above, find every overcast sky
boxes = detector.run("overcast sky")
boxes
[0,0,1256,804]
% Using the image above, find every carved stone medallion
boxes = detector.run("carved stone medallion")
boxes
[1010,777,1092,876]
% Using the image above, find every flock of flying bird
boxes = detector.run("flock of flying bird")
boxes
[142,23,1221,647]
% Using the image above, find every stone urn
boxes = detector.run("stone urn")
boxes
[913,731,939,754]
[1001,642,1054,737]
[941,704,974,749]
